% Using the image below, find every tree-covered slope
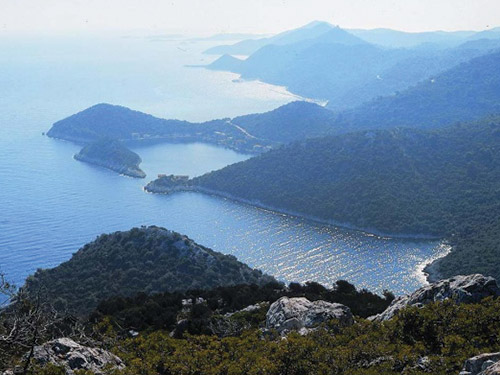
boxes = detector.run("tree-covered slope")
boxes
[231,101,336,143]
[338,50,500,129]
[24,226,275,314]
[90,297,500,375]
[47,103,192,142]
[92,280,394,335]
[74,138,146,178]
[47,102,338,153]
[46,103,270,153]
[186,118,500,279]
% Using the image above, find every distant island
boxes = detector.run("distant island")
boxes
[74,138,146,178]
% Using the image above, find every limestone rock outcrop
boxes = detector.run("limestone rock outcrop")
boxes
[266,296,353,334]
[30,337,125,375]
[370,274,500,322]
[459,353,500,375]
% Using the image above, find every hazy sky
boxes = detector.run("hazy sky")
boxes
[1,0,500,35]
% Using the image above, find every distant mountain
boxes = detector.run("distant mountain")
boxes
[153,117,500,281]
[206,22,500,54]
[348,28,476,48]
[207,24,500,111]
[208,41,403,107]
[204,21,337,55]
[206,54,244,71]
[74,138,146,178]
[24,226,276,314]
[338,50,500,130]
[467,26,500,41]
[331,38,500,110]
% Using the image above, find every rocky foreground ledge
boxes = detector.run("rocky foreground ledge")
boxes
[369,274,500,322]
[4,273,500,374]
[2,338,124,375]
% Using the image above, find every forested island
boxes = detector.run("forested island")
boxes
[74,138,146,178]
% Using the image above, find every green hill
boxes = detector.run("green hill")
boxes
[231,101,336,143]
[23,226,275,314]
[339,50,500,130]
[74,138,146,178]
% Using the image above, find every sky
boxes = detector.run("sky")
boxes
[1,0,500,35]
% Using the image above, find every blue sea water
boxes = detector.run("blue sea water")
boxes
[0,34,446,294]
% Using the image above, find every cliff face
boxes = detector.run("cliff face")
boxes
[74,139,146,178]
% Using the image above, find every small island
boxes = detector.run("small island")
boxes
[74,138,146,178]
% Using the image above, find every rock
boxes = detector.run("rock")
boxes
[30,337,125,375]
[459,353,500,375]
[225,301,269,317]
[170,318,189,338]
[266,296,353,334]
[403,356,432,373]
[482,362,500,375]
[370,274,500,321]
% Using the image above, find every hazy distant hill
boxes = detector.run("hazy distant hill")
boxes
[207,23,500,111]
[24,226,275,313]
[348,28,476,48]
[332,38,500,110]
[204,21,337,55]
[206,21,500,54]
[231,101,336,143]
[339,50,500,130]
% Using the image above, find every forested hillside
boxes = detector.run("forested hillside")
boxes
[187,117,500,279]
[339,50,500,130]
[231,101,336,142]
[24,226,275,314]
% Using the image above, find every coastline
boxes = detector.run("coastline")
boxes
[423,255,448,283]
[74,154,146,179]
[144,184,444,241]
[46,133,264,156]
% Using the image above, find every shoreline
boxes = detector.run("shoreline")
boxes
[145,185,451,286]
[422,255,448,283]
[46,133,264,156]
[73,154,146,179]
[144,184,444,241]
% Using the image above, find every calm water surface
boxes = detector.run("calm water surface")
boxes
[0,35,446,294]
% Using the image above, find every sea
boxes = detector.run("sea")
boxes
[0,33,448,294]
